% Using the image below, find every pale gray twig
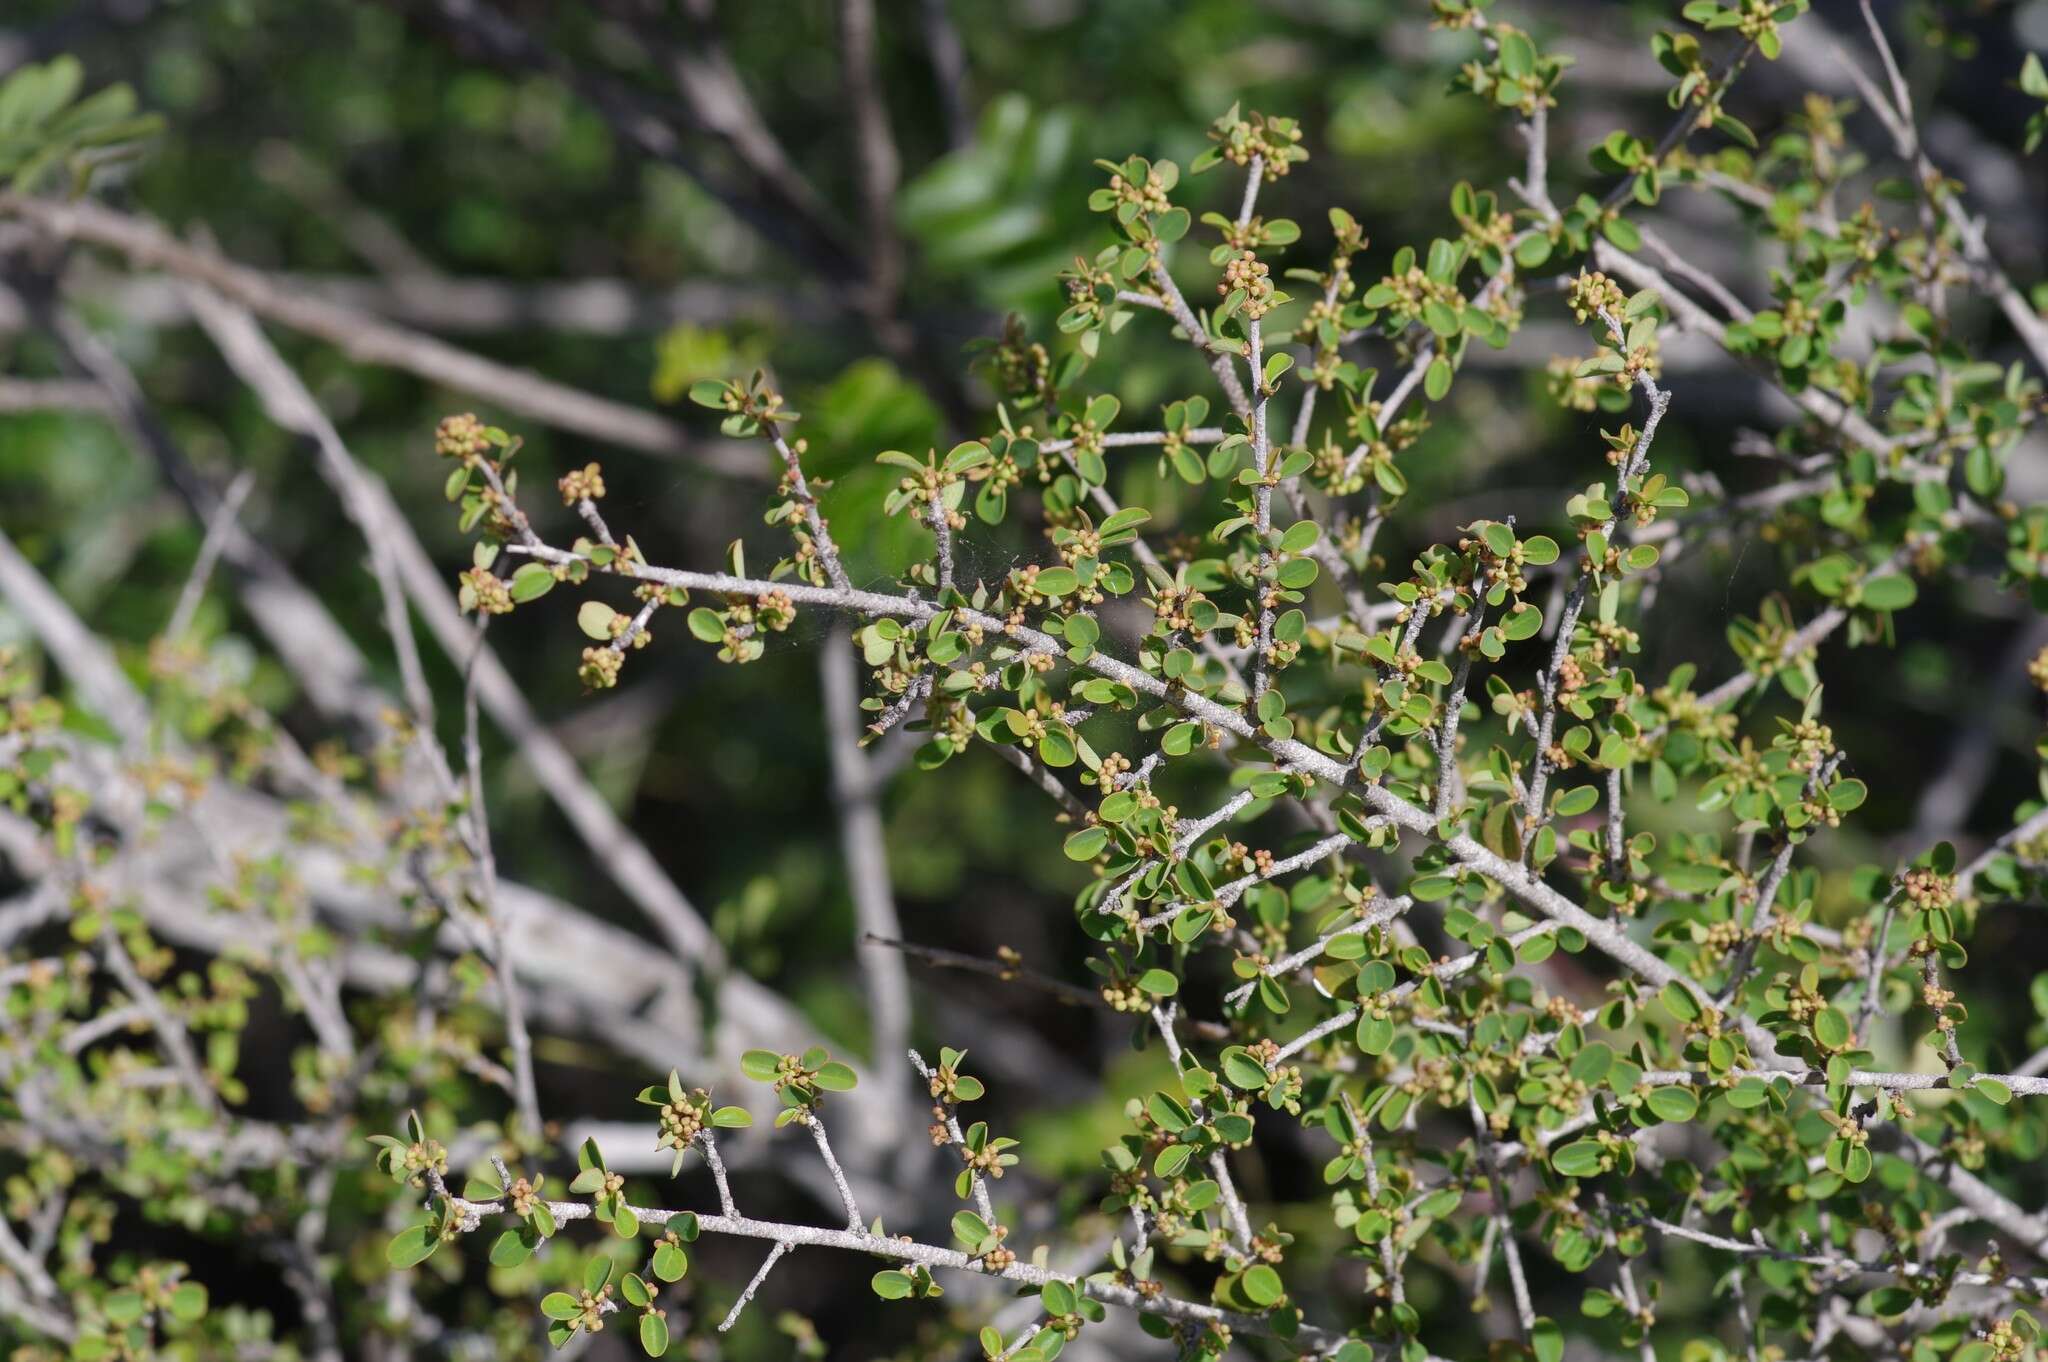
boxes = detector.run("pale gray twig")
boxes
[163,469,255,642]
[823,637,911,1127]
[719,1240,791,1332]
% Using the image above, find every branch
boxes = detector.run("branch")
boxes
[162,469,255,641]
[1832,4,2048,376]
[823,637,911,1115]
[719,1240,791,1332]
[1150,1003,1254,1255]
[870,935,1232,1042]
[979,735,1091,822]
[908,1048,998,1226]
[1518,306,1673,844]
[0,526,154,746]
[838,0,903,311]
[461,618,543,1135]
[490,476,2048,1263]
[917,0,971,151]
[184,282,729,971]
[1,196,733,470]
[98,927,221,1117]
[803,1112,863,1232]
[1223,892,1412,1009]
[0,375,107,413]
[435,1186,1346,1352]
[413,0,864,292]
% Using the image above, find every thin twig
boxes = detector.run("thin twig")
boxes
[163,469,255,641]
[804,1113,864,1231]
[719,1240,791,1332]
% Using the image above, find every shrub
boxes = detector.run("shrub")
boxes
[3,3,2048,1360]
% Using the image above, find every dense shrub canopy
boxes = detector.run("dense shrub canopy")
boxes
[3,2,2048,1360]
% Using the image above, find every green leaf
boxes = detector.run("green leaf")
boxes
[620,1273,652,1309]
[741,1049,783,1081]
[386,1225,439,1269]
[814,1061,859,1091]
[1498,30,1537,78]
[1098,507,1151,539]
[640,1311,669,1356]
[1276,557,1319,589]
[1858,574,1917,612]
[652,1242,689,1282]
[1241,1264,1285,1307]
[687,608,726,642]
[1502,603,1542,641]
[2023,51,2048,98]
[1042,1279,1080,1315]
[1410,873,1458,902]
[168,1282,208,1323]
[1532,1318,1564,1362]
[1221,1047,1271,1089]
[541,1292,582,1320]
[1644,1085,1699,1121]
[585,1256,613,1294]
[579,600,620,640]
[1551,785,1600,818]
[491,1228,535,1267]
[1569,1042,1614,1085]
[1813,1007,1853,1051]
[0,57,82,132]
[1551,1140,1604,1177]
[1423,355,1453,401]
[1136,968,1179,996]
[945,440,991,473]
[510,563,555,602]
[1034,566,1082,597]
[1726,1077,1770,1109]
[1064,827,1108,861]
[710,1106,753,1128]
[1660,982,1700,1022]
